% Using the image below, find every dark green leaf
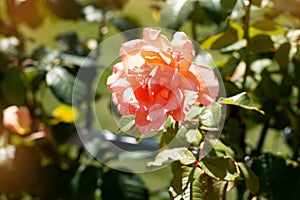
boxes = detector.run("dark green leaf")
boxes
[252,153,298,199]
[60,53,102,68]
[160,0,195,30]
[200,156,240,181]
[218,92,265,114]
[248,34,273,53]
[275,42,291,70]
[101,169,149,200]
[1,67,26,105]
[46,65,86,105]
[71,165,103,200]
[221,0,237,13]
[238,162,259,194]
[199,0,227,24]
[148,148,195,167]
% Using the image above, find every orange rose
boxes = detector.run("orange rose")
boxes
[3,106,32,135]
[107,28,219,134]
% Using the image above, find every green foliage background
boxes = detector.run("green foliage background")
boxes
[1,0,300,199]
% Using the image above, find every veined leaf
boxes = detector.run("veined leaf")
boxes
[148,147,195,167]
[169,166,228,200]
[200,156,241,181]
[169,166,205,200]
[218,92,265,114]
[199,102,222,131]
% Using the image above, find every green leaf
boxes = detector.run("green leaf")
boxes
[218,92,265,114]
[252,0,262,6]
[170,166,229,200]
[199,102,222,131]
[238,162,259,195]
[202,21,243,50]
[101,169,149,200]
[213,140,235,157]
[200,156,240,181]
[221,0,237,13]
[169,166,205,200]
[46,66,87,105]
[160,0,195,30]
[148,148,195,167]
[118,115,135,132]
[199,0,227,24]
[275,42,291,70]
[71,165,103,200]
[1,67,26,105]
[60,53,102,68]
[252,153,298,199]
[248,34,273,53]
[24,66,46,89]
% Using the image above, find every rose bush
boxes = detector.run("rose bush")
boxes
[3,106,32,135]
[107,28,219,134]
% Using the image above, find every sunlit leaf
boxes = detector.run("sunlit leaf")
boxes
[218,92,265,114]
[46,65,87,105]
[160,0,195,30]
[60,53,102,68]
[51,104,77,124]
[200,156,240,181]
[148,148,195,167]
[199,102,222,131]
[238,162,259,195]
[169,166,205,200]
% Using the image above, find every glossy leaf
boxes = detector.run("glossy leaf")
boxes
[46,65,86,105]
[160,0,195,30]
[199,156,240,181]
[101,169,149,200]
[218,92,265,114]
[148,148,195,167]
[60,53,102,68]
[71,165,103,200]
[199,0,227,24]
